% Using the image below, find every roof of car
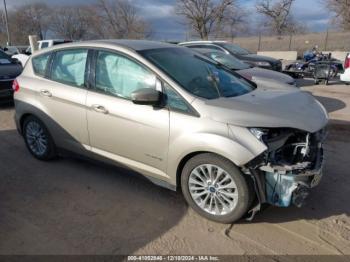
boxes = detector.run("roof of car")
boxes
[32,40,182,57]
[52,39,175,51]
[100,40,176,51]
[179,41,227,45]
[191,48,223,54]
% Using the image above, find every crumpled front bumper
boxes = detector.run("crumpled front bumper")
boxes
[245,128,326,220]
[264,148,324,207]
[265,150,323,207]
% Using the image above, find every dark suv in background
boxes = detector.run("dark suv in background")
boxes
[179,41,282,71]
[0,49,22,102]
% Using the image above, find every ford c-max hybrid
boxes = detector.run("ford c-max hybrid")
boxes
[13,40,328,223]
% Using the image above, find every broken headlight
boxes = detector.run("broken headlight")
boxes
[249,128,268,142]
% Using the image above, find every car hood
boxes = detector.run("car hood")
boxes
[241,54,279,63]
[0,63,22,79]
[203,89,328,133]
[237,67,294,84]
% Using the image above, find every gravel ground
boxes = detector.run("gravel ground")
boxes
[0,82,349,255]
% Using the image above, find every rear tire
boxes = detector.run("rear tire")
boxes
[23,116,56,161]
[181,153,253,223]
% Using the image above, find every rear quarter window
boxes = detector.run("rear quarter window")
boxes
[32,53,51,77]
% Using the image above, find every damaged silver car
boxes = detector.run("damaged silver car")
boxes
[14,40,328,223]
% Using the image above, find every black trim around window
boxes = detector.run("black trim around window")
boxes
[85,49,95,89]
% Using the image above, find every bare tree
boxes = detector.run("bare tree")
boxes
[8,3,50,44]
[324,0,350,30]
[95,0,152,39]
[256,0,296,36]
[50,6,91,40]
[175,0,237,40]
[217,6,248,39]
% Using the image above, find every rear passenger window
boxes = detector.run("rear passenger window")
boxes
[32,53,51,77]
[51,49,88,87]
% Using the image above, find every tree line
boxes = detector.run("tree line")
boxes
[0,0,349,45]
[0,0,152,45]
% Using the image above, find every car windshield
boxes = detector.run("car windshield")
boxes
[140,48,255,99]
[219,43,250,55]
[205,51,251,70]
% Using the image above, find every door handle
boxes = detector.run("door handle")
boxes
[91,104,108,114]
[40,89,52,97]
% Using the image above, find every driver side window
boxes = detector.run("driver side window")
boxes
[95,51,157,100]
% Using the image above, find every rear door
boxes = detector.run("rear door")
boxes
[35,48,90,152]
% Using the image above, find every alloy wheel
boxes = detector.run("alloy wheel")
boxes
[25,121,48,156]
[188,164,238,216]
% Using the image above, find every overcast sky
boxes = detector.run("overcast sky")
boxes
[3,0,332,40]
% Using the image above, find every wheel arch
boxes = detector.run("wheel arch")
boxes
[168,132,263,189]
[19,113,34,134]
[176,151,209,191]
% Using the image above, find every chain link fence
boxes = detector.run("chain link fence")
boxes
[227,31,350,56]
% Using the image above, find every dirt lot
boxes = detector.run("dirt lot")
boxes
[0,81,349,255]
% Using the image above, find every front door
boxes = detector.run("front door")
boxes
[86,50,170,180]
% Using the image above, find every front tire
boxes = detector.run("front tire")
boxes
[23,116,56,161]
[181,153,252,223]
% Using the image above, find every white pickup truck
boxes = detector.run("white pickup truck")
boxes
[12,39,71,66]
[340,53,350,84]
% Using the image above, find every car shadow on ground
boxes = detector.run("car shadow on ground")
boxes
[0,100,14,108]
[0,128,187,254]
[297,77,344,87]
[313,95,346,113]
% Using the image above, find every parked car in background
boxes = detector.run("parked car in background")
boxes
[12,39,72,66]
[3,46,28,56]
[340,53,350,84]
[0,50,22,102]
[179,41,283,71]
[192,48,296,88]
[14,40,328,223]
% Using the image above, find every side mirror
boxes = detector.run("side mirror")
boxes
[131,88,162,106]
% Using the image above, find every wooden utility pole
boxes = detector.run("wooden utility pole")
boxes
[324,29,329,51]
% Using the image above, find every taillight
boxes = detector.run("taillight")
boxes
[12,79,20,92]
[345,54,350,69]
